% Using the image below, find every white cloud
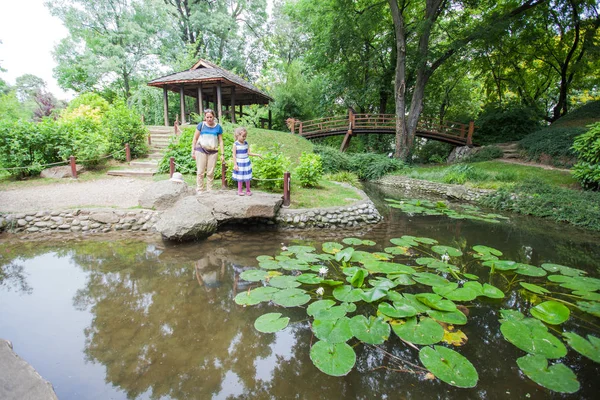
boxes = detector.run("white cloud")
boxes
[0,0,74,100]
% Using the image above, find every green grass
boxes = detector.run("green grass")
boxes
[290,179,363,209]
[395,161,577,190]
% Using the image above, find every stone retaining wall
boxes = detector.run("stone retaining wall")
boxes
[376,175,494,202]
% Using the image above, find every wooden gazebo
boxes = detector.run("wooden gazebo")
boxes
[148,59,272,127]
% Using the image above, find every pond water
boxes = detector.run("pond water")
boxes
[1,183,599,400]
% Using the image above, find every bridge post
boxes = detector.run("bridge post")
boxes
[299,121,303,135]
[467,121,474,146]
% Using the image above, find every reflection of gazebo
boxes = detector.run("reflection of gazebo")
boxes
[148,59,272,127]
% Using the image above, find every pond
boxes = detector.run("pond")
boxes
[1,183,599,400]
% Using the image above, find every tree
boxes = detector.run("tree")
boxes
[387,0,545,160]
[14,74,46,103]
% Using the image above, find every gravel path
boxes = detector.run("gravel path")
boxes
[0,176,155,213]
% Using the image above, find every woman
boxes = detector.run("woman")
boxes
[191,109,224,192]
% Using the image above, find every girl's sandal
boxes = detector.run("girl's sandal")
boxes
[246,191,252,196]
[238,192,245,196]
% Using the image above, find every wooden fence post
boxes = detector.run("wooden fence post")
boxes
[221,162,227,189]
[169,157,175,177]
[70,156,77,179]
[148,134,152,145]
[283,171,291,207]
[467,121,474,146]
[299,121,303,135]
[125,143,131,162]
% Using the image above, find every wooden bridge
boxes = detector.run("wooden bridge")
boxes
[288,110,475,151]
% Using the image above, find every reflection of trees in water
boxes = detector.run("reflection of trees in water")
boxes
[0,262,32,294]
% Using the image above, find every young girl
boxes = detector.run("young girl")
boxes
[232,127,261,196]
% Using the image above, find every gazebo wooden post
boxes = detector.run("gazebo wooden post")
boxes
[268,109,272,129]
[179,85,186,124]
[239,104,243,121]
[231,86,236,123]
[216,82,223,121]
[163,88,169,126]
[197,84,203,116]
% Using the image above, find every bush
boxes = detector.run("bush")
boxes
[66,93,110,115]
[103,100,149,161]
[520,126,585,166]
[313,144,351,173]
[413,140,453,164]
[295,153,323,187]
[480,179,600,231]
[347,153,405,180]
[326,171,361,188]
[442,164,490,184]
[572,122,600,190]
[253,146,291,190]
[56,117,109,169]
[475,103,542,145]
[465,145,504,163]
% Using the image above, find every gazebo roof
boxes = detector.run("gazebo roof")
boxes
[148,59,271,105]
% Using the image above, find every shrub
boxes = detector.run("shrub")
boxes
[313,144,351,173]
[103,100,149,161]
[465,145,503,163]
[442,164,490,184]
[413,140,453,164]
[56,117,109,169]
[347,153,405,180]
[475,103,542,145]
[253,146,291,190]
[326,171,361,188]
[480,179,600,231]
[295,152,323,187]
[66,93,110,115]
[572,122,600,190]
[519,126,584,166]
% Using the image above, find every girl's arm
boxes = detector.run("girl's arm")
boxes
[232,142,238,170]
[191,129,200,158]
[247,144,262,158]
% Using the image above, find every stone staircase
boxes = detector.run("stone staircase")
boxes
[107,125,179,177]
[495,142,521,159]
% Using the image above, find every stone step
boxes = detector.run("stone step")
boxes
[107,169,156,177]
[130,161,158,167]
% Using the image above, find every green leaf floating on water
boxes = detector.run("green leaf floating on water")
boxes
[312,317,353,343]
[307,300,350,320]
[271,288,311,307]
[240,269,269,282]
[342,237,363,245]
[431,245,463,257]
[514,263,547,277]
[481,283,505,299]
[577,301,600,317]
[391,317,444,345]
[254,313,290,333]
[286,245,316,254]
[322,242,343,254]
[419,346,478,388]
[541,263,586,277]
[349,315,390,344]
[335,247,355,262]
[333,285,364,303]
[390,236,419,247]
[500,318,567,358]
[296,273,322,285]
[516,354,580,394]
[530,300,570,325]
[310,340,356,377]
[413,272,450,287]
[482,260,517,271]
[259,260,280,270]
[378,301,417,319]
[520,282,550,295]
[269,275,301,289]
[296,252,321,263]
[562,332,600,363]
[472,245,503,257]
[427,309,468,325]
[234,287,280,306]
[573,291,600,301]
[256,255,274,262]
[307,300,336,317]
[416,293,457,312]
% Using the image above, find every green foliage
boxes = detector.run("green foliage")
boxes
[103,100,149,161]
[66,93,110,115]
[441,164,489,184]
[571,123,600,190]
[413,140,453,164]
[253,146,291,190]
[0,92,33,121]
[347,153,405,180]
[479,180,600,231]
[475,103,542,145]
[56,117,109,169]
[325,171,361,188]
[520,126,584,166]
[313,145,351,173]
[465,146,504,163]
[295,152,323,187]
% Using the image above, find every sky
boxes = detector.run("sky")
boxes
[0,0,73,100]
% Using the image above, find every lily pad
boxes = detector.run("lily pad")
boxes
[286,245,316,254]
[391,236,419,247]
[296,252,322,263]
[234,287,280,306]
[296,273,322,285]
[256,255,274,262]
[415,293,457,312]
[268,275,301,289]
[359,286,388,303]
[310,341,356,377]
[312,316,353,343]
[520,282,550,295]
[573,291,600,301]
[530,300,570,325]
[482,260,517,271]
[254,313,290,333]
[271,288,311,307]
[431,245,463,257]
[562,332,600,363]
[472,245,503,257]
[481,283,505,299]
[279,259,310,271]
[259,260,281,270]
[541,263,586,277]
[514,263,547,277]
[335,247,355,262]
[500,318,567,358]
[577,301,600,317]
[427,309,468,325]
[384,246,410,255]
[378,301,417,319]
[322,242,343,254]
[391,317,444,345]
[307,300,336,317]
[412,272,450,287]
[240,269,269,282]
[517,354,580,394]
[349,315,390,344]
[419,346,478,388]
[342,237,363,245]
[333,285,364,303]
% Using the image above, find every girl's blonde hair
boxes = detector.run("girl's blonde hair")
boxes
[234,127,247,138]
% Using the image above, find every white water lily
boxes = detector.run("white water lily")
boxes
[441,253,450,263]
[319,267,329,275]
[316,287,324,296]
[281,244,288,251]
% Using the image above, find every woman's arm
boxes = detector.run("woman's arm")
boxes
[191,129,200,159]
[218,134,225,162]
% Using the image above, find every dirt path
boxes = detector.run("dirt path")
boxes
[0,176,155,213]
[495,158,572,172]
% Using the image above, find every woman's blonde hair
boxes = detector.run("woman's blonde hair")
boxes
[203,109,215,118]
[234,126,248,138]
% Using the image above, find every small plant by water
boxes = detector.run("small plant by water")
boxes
[235,197,599,394]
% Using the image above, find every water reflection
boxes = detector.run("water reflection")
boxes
[0,184,599,400]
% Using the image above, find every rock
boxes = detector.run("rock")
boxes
[446,185,468,199]
[138,180,194,210]
[155,196,217,241]
[0,339,58,400]
[90,212,120,224]
[196,191,283,223]
[447,146,480,164]
[40,165,83,179]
